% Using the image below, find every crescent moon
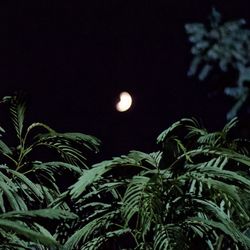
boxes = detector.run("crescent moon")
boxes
[116,92,133,112]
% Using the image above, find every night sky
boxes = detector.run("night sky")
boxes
[3,1,250,159]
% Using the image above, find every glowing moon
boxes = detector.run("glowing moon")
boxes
[116,91,133,112]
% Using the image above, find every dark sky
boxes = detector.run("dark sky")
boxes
[3,1,250,159]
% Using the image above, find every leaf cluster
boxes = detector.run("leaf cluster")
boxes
[0,94,100,249]
[185,8,250,119]
[55,118,250,250]
[1,94,250,250]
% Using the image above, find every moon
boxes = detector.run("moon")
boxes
[116,91,133,112]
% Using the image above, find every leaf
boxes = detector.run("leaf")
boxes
[0,173,26,211]
[79,228,130,250]
[0,208,78,221]
[157,118,195,144]
[3,94,26,140]
[187,217,250,248]
[0,219,58,246]
[69,165,113,199]
[7,169,44,200]
[154,224,185,250]
[121,174,162,238]
[32,136,89,167]
[0,140,12,155]
[64,211,117,249]
[32,161,83,175]
[26,122,55,135]
[198,64,212,80]
[222,117,238,134]
[57,132,101,153]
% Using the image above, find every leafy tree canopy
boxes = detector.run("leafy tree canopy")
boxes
[186,8,250,120]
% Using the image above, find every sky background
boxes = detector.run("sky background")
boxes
[3,1,250,159]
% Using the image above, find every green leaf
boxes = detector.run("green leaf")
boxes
[69,165,112,199]
[32,161,83,175]
[64,211,116,249]
[0,173,26,211]
[0,208,78,221]
[0,140,12,155]
[7,169,44,200]
[3,94,26,140]
[0,219,58,246]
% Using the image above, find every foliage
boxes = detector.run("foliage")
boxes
[56,117,250,249]
[1,93,250,249]
[0,208,78,249]
[185,8,250,119]
[0,94,100,249]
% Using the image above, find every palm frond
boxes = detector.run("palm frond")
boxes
[222,117,238,134]
[121,174,164,241]
[69,164,113,200]
[122,176,150,225]
[0,208,78,221]
[196,132,223,146]
[7,169,44,200]
[0,171,27,211]
[29,132,99,168]
[0,140,13,156]
[64,211,118,249]
[157,118,197,144]
[0,219,58,247]
[186,216,250,249]
[2,95,26,141]
[31,161,83,176]
[79,228,130,250]
[69,151,150,200]
[0,228,32,250]
[32,136,88,166]
[56,132,100,153]
[63,117,250,249]
[26,122,55,136]
[154,224,186,250]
